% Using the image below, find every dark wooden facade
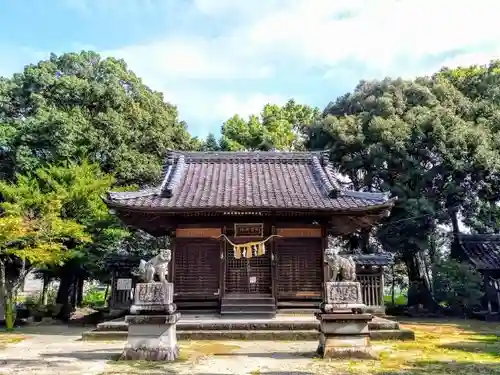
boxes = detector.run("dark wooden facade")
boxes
[457,234,500,314]
[104,151,395,313]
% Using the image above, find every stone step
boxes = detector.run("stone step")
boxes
[96,317,399,332]
[222,297,275,305]
[220,304,276,314]
[82,328,414,341]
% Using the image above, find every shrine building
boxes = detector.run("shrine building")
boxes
[103,151,395,316]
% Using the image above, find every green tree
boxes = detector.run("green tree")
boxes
[432,258,483,314]
[220,99,320,151]
[308,76,500,307]
[0,162,127,318]
[0,196,89,329]
[438,61,500,234]
[0,51,195,186]
[200,133,221,151]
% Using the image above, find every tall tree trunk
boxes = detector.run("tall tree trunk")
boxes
[70,279,78,308]
[403,251,439,311]
[55,266,76,321]
[0,261,6,325]
[76,278,84,307]
[56,272,72,305]
[449,209,462,259]
[40,273,50,306]
[0,261,22,330]
[4,288,15,330]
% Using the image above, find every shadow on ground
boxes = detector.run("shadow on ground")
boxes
[439,336,500,357]
[210,351,316,359]
[40,348,119,361]
[399,318,500,336]
[1,325,89,337]
[378,360,500,375]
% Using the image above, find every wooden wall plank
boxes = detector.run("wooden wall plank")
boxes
[277,227,322,238]
[176,228,221,238]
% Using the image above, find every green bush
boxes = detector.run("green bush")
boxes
[432,258,483,313]
[384,294,408,306]
[82,287,107,307]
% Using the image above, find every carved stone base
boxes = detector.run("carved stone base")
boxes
[120,313,181,362]
[130,282,174,315]
[324,281,366,313]
[121,343,180,361]
[315,313,376,359]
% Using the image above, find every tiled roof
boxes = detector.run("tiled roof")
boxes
[104,151,395,213]
[458,234,500,270]
[353,254,393,266]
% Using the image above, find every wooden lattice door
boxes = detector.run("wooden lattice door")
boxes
[275,238,323,299]
[174,238,220,300]
[225,237,272,295]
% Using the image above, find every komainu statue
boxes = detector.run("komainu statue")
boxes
[324,243,356,282]
[138,249,172,283]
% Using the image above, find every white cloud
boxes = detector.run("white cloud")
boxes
[106,38,272,80]
[212,93,288,120]
[161,89,288,136]
[237,0,500,77]
[100,0,500,135]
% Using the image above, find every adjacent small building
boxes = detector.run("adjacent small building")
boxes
[457,233,500,314]
[103,151,395,315]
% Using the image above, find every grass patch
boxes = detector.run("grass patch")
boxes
[102,320,500,375]
[309,319,500,374]
[384,294,408,305]
[0,333,27,350]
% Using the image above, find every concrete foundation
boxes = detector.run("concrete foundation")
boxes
[120,313,181,361]
[316,313,376,359]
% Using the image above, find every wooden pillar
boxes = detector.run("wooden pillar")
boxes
[321,226,328,299]
[271,225,277,301]
[169,235,176,283]
[379,268,385,310]
[219,226,227,303]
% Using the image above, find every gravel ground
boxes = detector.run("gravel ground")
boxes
[0,326,327,375]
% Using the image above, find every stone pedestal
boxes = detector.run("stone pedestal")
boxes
[316,281,375,359]
[121,313,181,361]
[316,313,375,359]
[121,281,180,361]
[130,282,176,315]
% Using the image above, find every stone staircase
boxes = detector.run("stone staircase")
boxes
[81,314,415,341]
[220,295,276,317]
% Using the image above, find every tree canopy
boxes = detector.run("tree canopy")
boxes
[3,49,500,318]
[0,51,195,186]
[219,99,320,151]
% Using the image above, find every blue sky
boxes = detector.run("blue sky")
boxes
[1,0,500,138]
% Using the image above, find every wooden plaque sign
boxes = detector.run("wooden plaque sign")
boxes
[116,278,132,291]
[234,223,263,237]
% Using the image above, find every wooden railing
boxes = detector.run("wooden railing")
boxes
[356,274,384,307]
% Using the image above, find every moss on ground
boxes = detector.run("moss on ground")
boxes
[101,319,500,375]
[0,333,27,350]
[309,319,500,375]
